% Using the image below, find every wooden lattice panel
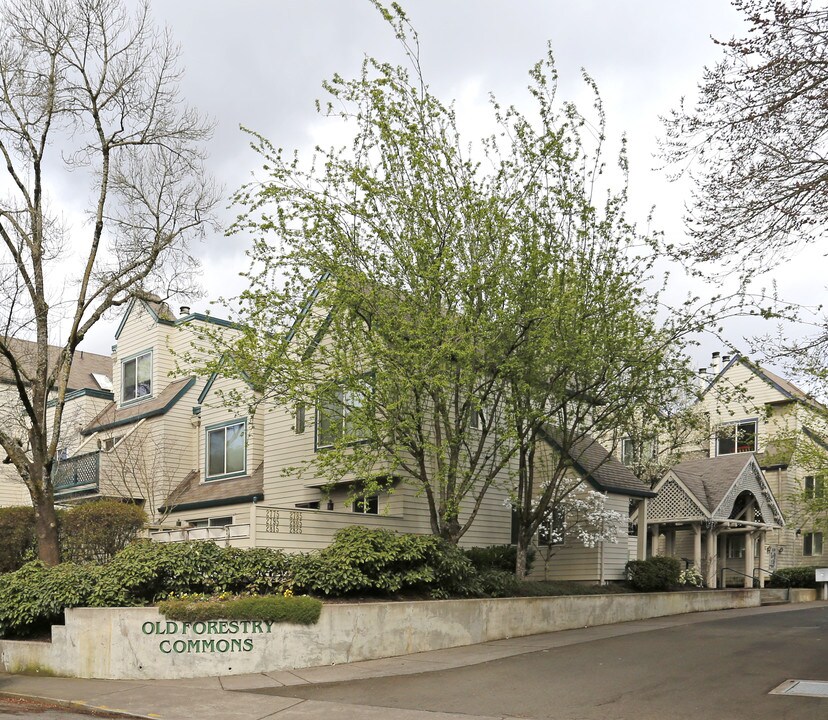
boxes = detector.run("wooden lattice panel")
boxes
[649,478,706,521]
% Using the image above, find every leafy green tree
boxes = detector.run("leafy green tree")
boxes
[215,3,696,555]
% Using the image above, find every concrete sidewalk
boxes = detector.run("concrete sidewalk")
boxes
[1,602,824,720]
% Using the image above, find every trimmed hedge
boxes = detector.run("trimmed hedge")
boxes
[767,566,818,589]
[0,507,37,573]
[625,556,682,592]
[463,545,535,575]
[0,500,146,572]
[158,595,322,625]
[61,500,146,564]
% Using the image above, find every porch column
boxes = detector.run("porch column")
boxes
[636,498,649,561]
[650,523,660,558]
[758,531,768,588]
[744,530,755,588]
[665,528,676,557]
[706,527,717,588]
[693,522,702,570]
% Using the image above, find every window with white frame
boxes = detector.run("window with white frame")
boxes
[804,531,823,557]
[315,385,366,449]
[206,420,246,479]
[805,475,825,499]
[726,534,746,559]
[188,516,234,528]
[621,437,657,466]
[352,495,379,514]
[620,438,634,466]
[122,351,152,403]
[716,420,757,456]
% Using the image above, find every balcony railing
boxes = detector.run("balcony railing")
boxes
[53,451,100,497]
[151,524,250,544]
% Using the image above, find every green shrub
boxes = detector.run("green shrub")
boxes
[61,500,146,564]
[0,506,37,573]
[476,569,522,598]
[625,556,682,592]
[291,526,478,598]
[0,561,100,637]
[91,541,292,605]
[216,547,292,594]
[158,595,322,625]
[767,566,817,588]
[463,545,535,575]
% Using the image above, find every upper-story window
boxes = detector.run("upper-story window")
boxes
[716,420,757,455]
[122,351,152,403]
[620,437,657,466]
[805,475,825,499]
[315,387,367,449]
[206,419,246,480]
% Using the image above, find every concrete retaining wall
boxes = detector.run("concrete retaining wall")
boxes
[0,590,760,680]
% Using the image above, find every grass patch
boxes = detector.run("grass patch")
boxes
[158,595,322,625]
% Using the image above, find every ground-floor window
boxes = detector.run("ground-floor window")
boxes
[726,535,746,559]
[188,516,234,528]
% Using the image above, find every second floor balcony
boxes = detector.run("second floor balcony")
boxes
[53,451,99,499]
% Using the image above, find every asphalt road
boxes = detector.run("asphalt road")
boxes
[252,605,828,719]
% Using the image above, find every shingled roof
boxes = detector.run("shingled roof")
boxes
[81,377,196,435]
[668,454,754,514]
[540,428,655,498]
[160,464,264,513]
[0,337,111,392]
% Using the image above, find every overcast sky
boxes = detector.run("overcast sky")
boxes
[75,0,820,372]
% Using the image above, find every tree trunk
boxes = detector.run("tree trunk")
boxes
[515,534,531,578]
[440,515,462,544]
[34,496,60,565]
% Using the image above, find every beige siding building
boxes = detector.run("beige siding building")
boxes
[0,339,112,508]
[20,295,652,583]
[637,352,828,586]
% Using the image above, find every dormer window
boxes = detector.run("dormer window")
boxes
[122,351,152,403]
[716,420,757,455]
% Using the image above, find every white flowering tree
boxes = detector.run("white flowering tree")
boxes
[526,488,627,581]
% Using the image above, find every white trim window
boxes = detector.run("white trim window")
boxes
[804,531,823,557]
[316,388,364,449]
[189,516,234,528]
[352,495,379,514]
[805,475,825,499]
[122,351,152,403]
[206,420,246,480]
[716,420,757,456]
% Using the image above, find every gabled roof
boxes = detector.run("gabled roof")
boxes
[0,337,111,392]
[701,352,825,413]
[540,429,655,498]
[668,454,753,513]
[114,295,237,341]
[160,464,264,513]
[658,452,784,526]
[81,377,197,435]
